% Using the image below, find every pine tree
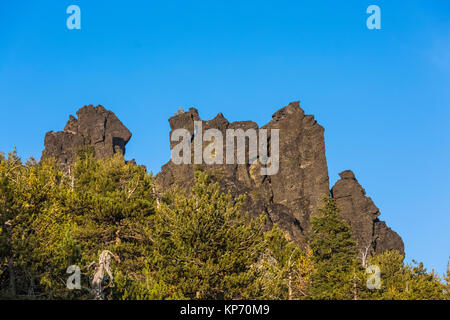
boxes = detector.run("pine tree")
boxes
[444,260,450,299]
[1,149,447,300]
[0,150,157,299]
[260,226,313,299]
[404,261,444,300]
[367,251,445,300]
[309,198,357,299]
[146,170,267,299]
[365,250,406,299]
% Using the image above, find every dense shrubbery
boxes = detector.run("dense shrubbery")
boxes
[0,150,448,300]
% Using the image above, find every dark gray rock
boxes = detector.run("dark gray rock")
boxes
[373,220,404,255]
[156,102,403,256]
[42,105,131,169]
[331,170,404,258]
[42,102,404,258]
[156,101,330,244]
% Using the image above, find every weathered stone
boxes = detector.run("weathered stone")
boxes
[42,102,404,258]
[331,170,404,258]
[42,105,131,169]
[262,102,330,235]
[156,101,403,256]
[373,220,404,255]
[156,101,330,244]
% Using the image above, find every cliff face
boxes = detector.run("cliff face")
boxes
[156,102,330,243]
[42,102,404,256]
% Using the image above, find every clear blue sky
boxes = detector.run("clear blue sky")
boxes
[1,1,449,276]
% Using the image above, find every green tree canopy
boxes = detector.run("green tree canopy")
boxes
[309,198,358,300]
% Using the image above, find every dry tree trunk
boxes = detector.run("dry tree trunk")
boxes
[89,250,120,300]
[152,186,161,209]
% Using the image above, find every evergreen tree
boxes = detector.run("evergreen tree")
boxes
[63,151,156,299]
[146,170,267,299]
[309,198,358,299]
[444,260,450,299]
[404,261,443,300]
[0,150,156,299]
[367,251,444,300]
[365,250,406,300]
[1,149,448,300]
[259,226,313,299]
[0,150,70,298]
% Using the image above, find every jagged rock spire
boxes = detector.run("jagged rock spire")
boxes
[331,170,404,257]
[42,105,131,169]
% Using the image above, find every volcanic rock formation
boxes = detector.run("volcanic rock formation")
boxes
[155,101,404,255]
[42,105,132,170]
[156,102,330,244]
[331,170,404,260]
[42,102,404,256]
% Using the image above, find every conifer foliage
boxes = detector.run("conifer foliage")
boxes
[0,150,448,300]
[309,198,358,299]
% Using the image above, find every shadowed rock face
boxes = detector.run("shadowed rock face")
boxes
[262,102,330,235]
[42,102,404,257]
[156,101,403,255]
[42,105,131,169]
[331,170,404,258]
[156,101,331,243]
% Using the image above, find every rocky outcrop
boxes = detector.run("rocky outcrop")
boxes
[331,170,404,258]
[41,102,404,257]
[42,105,131,169]
[156,102,331,243]
[156,101,403,255]
[262,102,330,234]
[373,220,404,255]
